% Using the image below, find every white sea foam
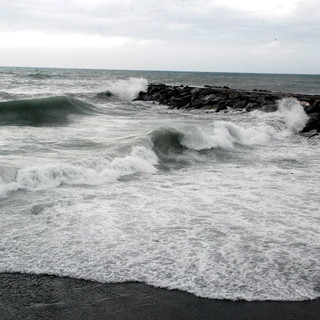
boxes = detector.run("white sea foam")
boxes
[252,97,309,135]
[172,98,309,151]
[180,122,276,150]
[1,70,319,302]
[0,147,158,197]
[277,97,309,133]
[1,160,319,301]
[109,77,148,100]
[0,165,17,184]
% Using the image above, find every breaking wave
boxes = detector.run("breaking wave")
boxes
[277,97,309,133]
[252,98,309,134]
[99,77,148,101]
[149,98,309,159]
[0,147,158,198]
[0,96,97,126]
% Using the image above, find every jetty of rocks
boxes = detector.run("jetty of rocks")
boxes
[134,84,320,133]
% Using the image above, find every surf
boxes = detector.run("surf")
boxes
[0,146,158,198]
[149,98,309,159]
[0,96,97,126]
[1,68,319,303]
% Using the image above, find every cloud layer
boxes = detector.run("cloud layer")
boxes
[0,0,319,73]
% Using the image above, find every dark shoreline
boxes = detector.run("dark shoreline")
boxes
[1,273,319,320]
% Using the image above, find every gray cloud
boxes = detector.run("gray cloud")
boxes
[0,0,319,73]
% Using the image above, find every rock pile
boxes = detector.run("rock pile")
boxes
[134,84,320,133]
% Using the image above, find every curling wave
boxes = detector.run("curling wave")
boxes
[0,96,97,126]
[149,98,309,159]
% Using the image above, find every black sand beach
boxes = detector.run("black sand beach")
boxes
[0,273,319,320]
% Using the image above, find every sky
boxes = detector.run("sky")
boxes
[0,0,319,74]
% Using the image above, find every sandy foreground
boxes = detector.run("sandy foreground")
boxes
[0,273,319,320]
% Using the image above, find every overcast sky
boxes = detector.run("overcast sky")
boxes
[0,0,319,74]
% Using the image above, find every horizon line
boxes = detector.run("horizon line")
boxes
[0,65,319,77]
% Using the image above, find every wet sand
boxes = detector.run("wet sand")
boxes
[0,272,319,320]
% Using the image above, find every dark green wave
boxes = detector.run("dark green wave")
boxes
[0,96,96,126]
[149,127,185,157]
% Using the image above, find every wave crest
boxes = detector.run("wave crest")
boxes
[149,123,274,158]
[0,147,158,198]
[149,127,185,156]
[0,96,97,126]
[149,98,309,158]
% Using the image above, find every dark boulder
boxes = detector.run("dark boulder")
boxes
[302,113,320,132]
[246,103,260,111]
[261,103,278,113]
[304,99,320,114]
[96,91,113,99]
[228,91,240,100]
[233,101,247,109]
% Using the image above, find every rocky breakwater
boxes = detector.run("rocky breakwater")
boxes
[134,84,320,133]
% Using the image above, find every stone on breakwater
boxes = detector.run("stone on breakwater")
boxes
[134,84,320,133]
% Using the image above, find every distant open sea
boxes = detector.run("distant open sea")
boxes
[0,66,319,301]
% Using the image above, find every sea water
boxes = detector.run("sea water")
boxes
[0,66,319,301]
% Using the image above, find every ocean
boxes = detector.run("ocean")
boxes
[0,66,319,301]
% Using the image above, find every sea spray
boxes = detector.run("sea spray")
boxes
[109,77,148,100]
[252,97,309,135]
[277,97,309,133]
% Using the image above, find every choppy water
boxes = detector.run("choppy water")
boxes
[0,66,319,301]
